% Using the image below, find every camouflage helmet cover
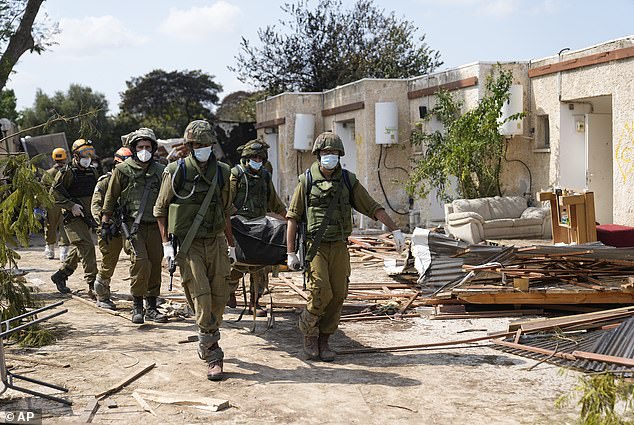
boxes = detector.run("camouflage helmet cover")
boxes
[240,139,269,159]
[183,120,216,145]
[311,131,345,156]
[128,128,157,150]
[120,131,134,147]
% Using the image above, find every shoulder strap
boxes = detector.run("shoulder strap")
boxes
[130,177,153,235]
[177,172,219,259]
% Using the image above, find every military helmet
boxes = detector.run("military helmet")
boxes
[240,139,269,159]
[52,147,67,161]
[183,120,216,145]
[311,131,345,156]
[128,128,157,151]
[71,139,95,157]
[114,147,133,163]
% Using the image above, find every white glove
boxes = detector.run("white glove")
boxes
[70,203,84,217]
[228,246,237,264]
[162,242,174,261]
[392,229,406,253]
[287,253,300,271]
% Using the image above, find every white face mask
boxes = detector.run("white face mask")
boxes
[248,159,262,171]
[193,146,212,162]
[320,154,339,170]
[79,157,92,168]
[136,149,152,163]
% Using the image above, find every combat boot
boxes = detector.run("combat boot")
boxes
[51,269,71,294]
[318,334,336,362]
[303,336,320,359]
[207,359,224,381]
[44,244,55,259]
[96,298,117,310]
[145,297,168,323]
[131,296,144,324]
[87,282,96,300]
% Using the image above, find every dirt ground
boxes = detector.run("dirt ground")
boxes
[0,236,582,424]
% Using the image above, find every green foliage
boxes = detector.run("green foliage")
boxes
[216,91,264,123]
[232,0,442,94]
[119,69,222,137]
[407,65,524,201]
[0,89,17,120]
[19,85,113,158]
[556,373,634,425]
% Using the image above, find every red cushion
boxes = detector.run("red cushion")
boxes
[596,224,634,247]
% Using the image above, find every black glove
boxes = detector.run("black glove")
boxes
[100,222,112,244]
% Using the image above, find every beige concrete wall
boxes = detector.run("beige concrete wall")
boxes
[531,37,634,225]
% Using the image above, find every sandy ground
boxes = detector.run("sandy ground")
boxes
[0,236,582,424]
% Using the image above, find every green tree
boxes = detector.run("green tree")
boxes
[0,0,59,91]
[216,90,263,122]
[232,0,442,94]
[19,84,114,158]
[408,66,523,201]
[119,69,222,137]
[0,89,18,120]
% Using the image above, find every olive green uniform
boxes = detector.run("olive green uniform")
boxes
[91,173,126,301]
[52,164,99,288]
[44,166,70,247]
[102,158,164,298]
[153,155,232,363]
[228,163,286,296]
[287,161,382,335]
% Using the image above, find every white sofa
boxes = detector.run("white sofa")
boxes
[444,196,551,244]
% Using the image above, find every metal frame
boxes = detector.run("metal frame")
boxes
[0,301,71,405]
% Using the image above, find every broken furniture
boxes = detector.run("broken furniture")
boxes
[538,190,597,244]
[0,301,71,405]
[444,196,551,244]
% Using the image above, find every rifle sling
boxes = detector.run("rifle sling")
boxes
[304,180,343,264]
[130,177,154,235]
[176,172,218,260]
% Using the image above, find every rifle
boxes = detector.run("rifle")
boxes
[116,208,137,257]
[296,220,308,290]
[168,233,179,291]
[54,175,99,230]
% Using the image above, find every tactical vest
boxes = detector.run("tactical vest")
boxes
[166,155,229,241]
[301,161,356,242]
[66,165,98,198]
[116,158,164,223]
[231,164,270,219]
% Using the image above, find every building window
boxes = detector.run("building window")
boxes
[536,115,550,148]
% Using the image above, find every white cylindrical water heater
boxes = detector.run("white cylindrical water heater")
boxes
[293,114,315,151]
[499,84,523,136]
[375,102,398,144]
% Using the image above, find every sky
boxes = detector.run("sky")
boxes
[6,0,634,115]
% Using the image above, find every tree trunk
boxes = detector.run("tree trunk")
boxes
[0,0,45,92]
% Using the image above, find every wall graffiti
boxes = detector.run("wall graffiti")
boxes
[616,122,634,183]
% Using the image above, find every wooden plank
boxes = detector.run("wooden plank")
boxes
[132,391,158,416]
[95,363,156,400]
[134,389,229,412]
[492,339,577,361]
[571,351,634,367]
[407,76,478,99]
[455,291,634,305]
[336,331,515,354]
[339,313,420,322]
[509,306,634,332]
[529,46,634,78]
[321,101,364,117]
[79,398,100,423]
[255,117,285,129]
[395,292,421,316]
[279,277,309,301]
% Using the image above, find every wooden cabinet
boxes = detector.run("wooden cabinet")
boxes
[537,191,597,244]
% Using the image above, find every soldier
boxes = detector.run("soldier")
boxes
[50,139,99,295]
[101,128,167,324]
[154,120,235,381]
[286,132,406,362]
[43,148,71,260]
[91,146,133,310]
[228,139,286,315]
